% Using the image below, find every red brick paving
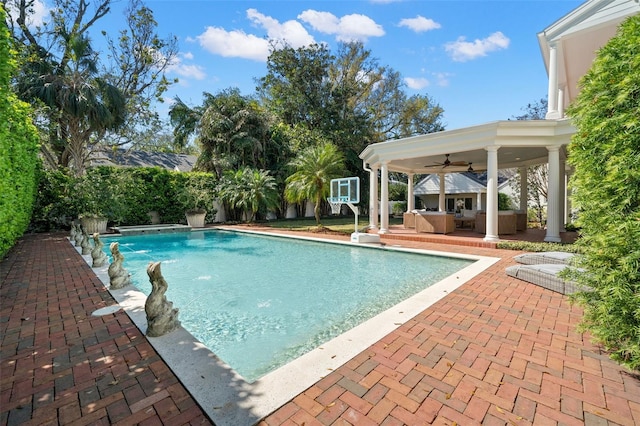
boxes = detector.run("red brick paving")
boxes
[2,229,639,425]
[1,233,212,426]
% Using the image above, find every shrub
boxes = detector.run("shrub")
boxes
[496,241,581,253]
[566,15,640,370]
[31,167,219,230]
[0,7,40,257]
[498,192,514,210]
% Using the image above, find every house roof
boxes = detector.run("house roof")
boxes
[360,119,574,175]
[414,171,513,195]
[90,148,197,172]
[537,0,640,111]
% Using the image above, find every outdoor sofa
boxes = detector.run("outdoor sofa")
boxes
[474,211,517,235]
[414,211,455,234]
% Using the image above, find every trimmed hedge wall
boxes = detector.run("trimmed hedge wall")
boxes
[31,167,217,231]
[0,6,40,258]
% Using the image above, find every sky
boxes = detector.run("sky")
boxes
[22,0,584,131]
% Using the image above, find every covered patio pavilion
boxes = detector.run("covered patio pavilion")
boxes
[360,118,575,243]
[359,0,639,244]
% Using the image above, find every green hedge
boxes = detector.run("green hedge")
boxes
[566,15,640,371]
[31,167,218,230]
[0,6,40,258]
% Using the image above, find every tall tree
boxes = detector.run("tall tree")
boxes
[285,143,345,225]
[8,0,177,172]
[258,41,445,179]
[169,89,276,177]
[565,15,640,370]
[258,43,332,130]
[100,0,178,149]
[23,32,126,176]
[8,0,113,172]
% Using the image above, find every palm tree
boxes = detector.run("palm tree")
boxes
[169,89,272,177]
[218,167,279,222]
[25,34,126,176]
[285,143,345,225]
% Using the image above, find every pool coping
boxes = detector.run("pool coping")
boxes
[75,228,500,426]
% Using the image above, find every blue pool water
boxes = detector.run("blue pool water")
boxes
[104,230,473,382]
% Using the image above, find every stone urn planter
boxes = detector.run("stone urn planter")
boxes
[185,210,206,228]
[80,216,108,234]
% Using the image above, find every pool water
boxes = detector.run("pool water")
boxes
[105,230,473,382]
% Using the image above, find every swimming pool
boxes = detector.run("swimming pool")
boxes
[104,229,473,382]
[83,228,499,425]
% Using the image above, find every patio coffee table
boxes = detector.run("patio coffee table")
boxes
[454,217,475,229]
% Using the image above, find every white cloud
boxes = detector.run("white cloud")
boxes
[444,31,510,62]
[166,52,206,81]
[405,77,430,90]
[196,26,271,62]
[246,8,315,48]
[196,9,315,62]
[5,0,49,28]
[172,63,206,80]
[433,72,451,87]
[398,16,441,33]
[298,10,385,42]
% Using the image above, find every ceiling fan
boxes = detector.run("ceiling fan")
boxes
[426,154,468,169]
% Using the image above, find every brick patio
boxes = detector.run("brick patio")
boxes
[2,230,639,425]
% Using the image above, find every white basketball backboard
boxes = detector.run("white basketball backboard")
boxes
[328,177,359,204]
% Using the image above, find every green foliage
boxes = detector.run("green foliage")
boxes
[30,168,78,231]
[258,42,444,179]
[31,167,219,229]
[498,192,514,210]
[0,5,40,258]
[565,15,640,370]
[388,182,407,201]
[285,143,345,225]
[178,172,217,214]
[10,0,177,172]
[218,167,279,222]
[496,241,581,253]
[392,202,407,216]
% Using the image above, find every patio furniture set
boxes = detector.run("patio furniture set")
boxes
[403,210,528,235]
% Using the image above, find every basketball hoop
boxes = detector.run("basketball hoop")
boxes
[329,200,342,215]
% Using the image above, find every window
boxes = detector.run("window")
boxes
[446,197,473,211]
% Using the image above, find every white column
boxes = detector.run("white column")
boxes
[565,170,572,225]
[519,166,528,212]
[559,159,566,232]
[546,42,561,119]
[369,164,379,231]
[545,146,561,242]
[484,146,499,242]
[379,162,389,234]
[438,173,446,212]
[476,192,482,210]
[407,173,415,211]
[558,86,565,118]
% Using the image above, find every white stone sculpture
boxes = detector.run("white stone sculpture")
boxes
[91,233,109,268]
[108,242,131,289]
[145,262,180,337]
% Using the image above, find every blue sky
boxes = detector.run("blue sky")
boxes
[25,0,584,131]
